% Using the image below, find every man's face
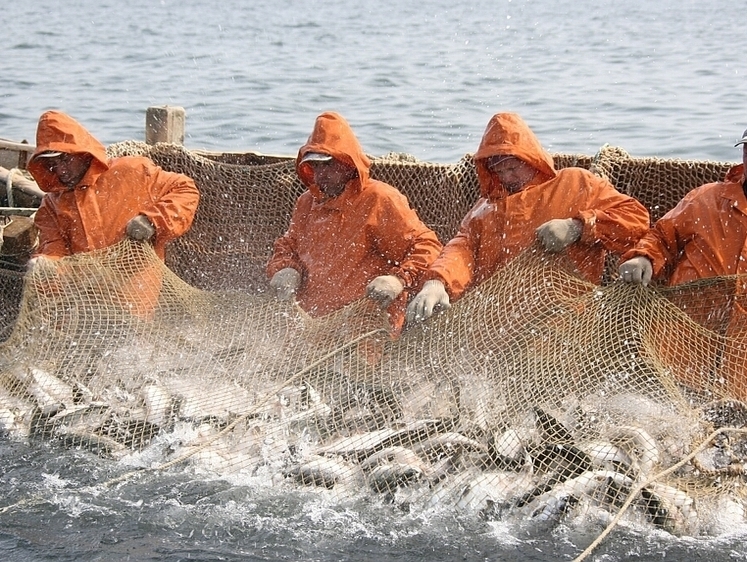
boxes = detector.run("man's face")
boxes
[486,156,538,194]
[742,144,746,172]
[38,152,93,189]
[309,158,357,198]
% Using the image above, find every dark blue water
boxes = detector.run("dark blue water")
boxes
[2,1,747,560]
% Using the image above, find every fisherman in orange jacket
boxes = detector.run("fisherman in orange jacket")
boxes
[619,128,747,287]
[27,110,200,316]
[28,110,199,261]
[618,129,747,400]
[406,112,650,324]
[266,111,442,335]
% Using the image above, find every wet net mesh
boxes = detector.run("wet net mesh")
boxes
[0,142,745,540]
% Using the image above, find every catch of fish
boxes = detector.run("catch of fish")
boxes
[1,345,747,539]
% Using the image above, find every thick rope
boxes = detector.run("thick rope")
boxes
[5,167,17,208]
[573,426,747,562]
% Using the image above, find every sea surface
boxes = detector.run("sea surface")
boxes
[1,0,745,164]
[1,1,747,561]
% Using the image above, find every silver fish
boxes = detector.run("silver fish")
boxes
[288,455,361,489]
[61,429,127,458]
[164,377,254,422]
[608,425,660,480]
[412,432,487,462]
[523,470,634,524]
[140,383,175,429]
[488,428,526,470]
[366,463,424,493]
[456,461,535,513]
[360,446,427,493]
[0,389,35,439]
[640,481,698,536]
[21,367,75,415]
[360,446,425,472]
[582,440,634,472]
[315,419,444,461]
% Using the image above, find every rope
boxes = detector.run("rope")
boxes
[573,426,747,562]
[5,167,18,208]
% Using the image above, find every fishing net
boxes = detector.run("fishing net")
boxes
[0,143,745,543]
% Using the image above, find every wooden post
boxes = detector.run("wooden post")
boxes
[145,106,185,145]
[1,215,38,260]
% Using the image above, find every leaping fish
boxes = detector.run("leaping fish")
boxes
[522,470,634,524]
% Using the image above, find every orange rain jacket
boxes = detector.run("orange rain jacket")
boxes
[621,164,747,284]
[425,113,651,300]
[28,110,199,261]
[621,164,747,400]
[266,112,442,332]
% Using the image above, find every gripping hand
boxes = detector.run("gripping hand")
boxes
[536,218,582,253]
[405,280,450,325]
[269,267,301,301]
[126,215,156,241]
[618,256,653,286]
[365,275,404,308]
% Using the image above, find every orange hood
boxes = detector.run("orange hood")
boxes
[473,113,556,199]
[28,111,110,193]
[725,163,745,184]
[295,112,371,200]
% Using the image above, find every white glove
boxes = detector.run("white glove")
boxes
[618,256,653,286]
[406,280,450,324]
[26,255,62,294]
[536,218,583,253]
[365,275,404,308]
[269,267,301,301]
[26,255,56,274]
[126,215,156,241]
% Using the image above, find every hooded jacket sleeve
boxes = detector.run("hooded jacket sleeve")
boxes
[622,219,680,278]
[621,188,699,278]
[424,206,483,299]
[365,183,442,289]
[572,171,650,253]
[34,199,70,258]
[131,159,200,245]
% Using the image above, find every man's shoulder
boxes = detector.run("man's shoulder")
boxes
[106,155,156,173]
[554,166,607,185]
[290,190,315,212]
[667,180,733,214]
[360,178,407,201]
[688,179,735,199]
[554,165,593,175]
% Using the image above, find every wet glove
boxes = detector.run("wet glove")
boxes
[126,215,156,241]
[26,255,56,274]
[269,267,301,301]
[536,218,583,253]
[405,280,450,325]
[26,255,63,295]
[618,256,653,286]
[365,275,404,308]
